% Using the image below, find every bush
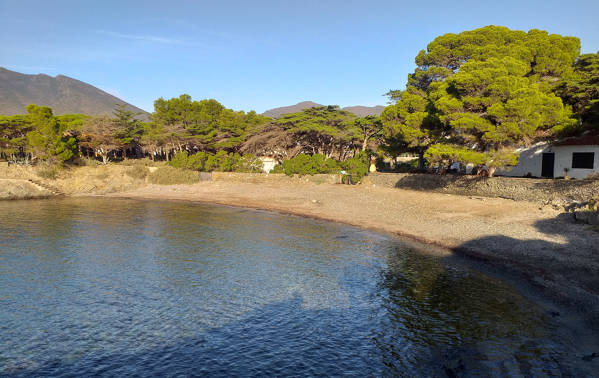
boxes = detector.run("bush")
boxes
[187,151,208,170]
[394,158,419,173]
[278,152,369,182]
[168,151,262,173]
[125,165,148,180]
[281,154,341,176]
[343,151,369,181]
[36,165,62,180]
[271,164,284,174]
[149,166,199,185]
[168,151,190,169]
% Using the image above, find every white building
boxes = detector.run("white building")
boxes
[500,132,599,179]
[258,156,278,173]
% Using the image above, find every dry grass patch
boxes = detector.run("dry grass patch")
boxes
[149,166,199,185]
[125,165,149,180]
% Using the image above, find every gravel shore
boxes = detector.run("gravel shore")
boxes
[105,180,599,326]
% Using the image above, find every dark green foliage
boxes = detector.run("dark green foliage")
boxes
[274,106,360,159]
[354,116,383,151]
[343,151,370,181]
[393,158,420,173]
[25,104,78,164]
[555,52,599,130]
[168,150,263,172]
[0,114,31,159]
[279,152,369,181]
[151,94,270,152]
[281,154,341,176]
[112,104,144,146]
[56,114,88,130]
[383,25,580,173]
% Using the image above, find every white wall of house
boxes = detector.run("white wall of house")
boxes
[499,143,547,177]
[259,157,278,173]
[551,145,599,179]
[499,143,599,179]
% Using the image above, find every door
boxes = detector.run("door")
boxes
[541,153,555,178]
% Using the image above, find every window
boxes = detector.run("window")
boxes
[572,152,595,169]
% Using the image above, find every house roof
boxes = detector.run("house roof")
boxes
[553,131,599,146]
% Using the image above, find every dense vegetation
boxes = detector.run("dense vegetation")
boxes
[555,52,599,129]
[275,151,370,180]
[1,25,597,179]
[382,25,591,175]
[168,151,263,173]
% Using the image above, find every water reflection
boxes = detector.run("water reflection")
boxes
[0,198,593,376]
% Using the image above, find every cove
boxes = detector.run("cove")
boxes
[0,198,596,376]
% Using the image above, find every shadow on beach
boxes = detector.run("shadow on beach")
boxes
[450,213,599,328]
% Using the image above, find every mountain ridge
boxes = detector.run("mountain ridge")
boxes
[1,68,386,121]
[0,67,148,120]
[262,101,385,118]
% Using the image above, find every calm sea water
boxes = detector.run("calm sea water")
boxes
[0,198,595,377]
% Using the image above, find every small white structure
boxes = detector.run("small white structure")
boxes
[500,132,599,179]
[259,156,278,173]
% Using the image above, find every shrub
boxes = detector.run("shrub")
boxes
[394,158,419,173]
[168,151,262,173]
[36,165,62,180]
[168,151,190,169]
[282,154,341,176]
[216,150,238,171]
[187,151,208,170]
[342,151,369,181]
[125,165,148,180]
[149,166,199,185]
[271,164,284,174]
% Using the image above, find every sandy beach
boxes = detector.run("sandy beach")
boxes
[105,180,599,325]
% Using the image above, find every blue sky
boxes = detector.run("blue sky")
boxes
[1,0,598,113]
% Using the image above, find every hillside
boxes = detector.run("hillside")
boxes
[263,101,385,118]
[342,105,385,117]
[262,101,322,118]
[0,67,148,120]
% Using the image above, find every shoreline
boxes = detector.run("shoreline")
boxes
[99,181,599,327]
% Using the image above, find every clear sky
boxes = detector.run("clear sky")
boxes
[1,0,598,113]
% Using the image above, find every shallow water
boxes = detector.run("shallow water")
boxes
[0,198,594,376]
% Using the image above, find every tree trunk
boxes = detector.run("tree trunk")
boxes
[418,150,425,170]
[362,137,368,152]
[488,167,496,177]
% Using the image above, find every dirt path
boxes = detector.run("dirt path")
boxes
[106,181,599,325]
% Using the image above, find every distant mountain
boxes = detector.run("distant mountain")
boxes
[262,101,323,118]
[0,67,148,120]
[263,101,385,118]
[342,105,385,117]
